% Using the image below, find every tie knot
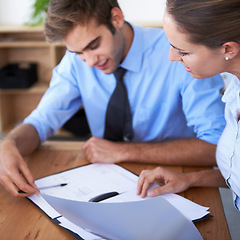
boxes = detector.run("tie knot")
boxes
[114,67,126,82]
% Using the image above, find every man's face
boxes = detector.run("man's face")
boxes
[63,18,125,74]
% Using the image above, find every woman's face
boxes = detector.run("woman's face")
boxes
[163,11,226,79]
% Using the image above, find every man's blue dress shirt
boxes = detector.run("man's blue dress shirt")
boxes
[24,24,226,144]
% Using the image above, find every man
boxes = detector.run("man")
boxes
[0,0,225,197]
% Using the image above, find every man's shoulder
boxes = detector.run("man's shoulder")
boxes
[139,26,170,54]
[132,23,166,41]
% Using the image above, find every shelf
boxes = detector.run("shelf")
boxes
[0,24,44,33]
[0,41,50,48]
[0,25,65,48]
[0,41,65,48]
[0,82,49,95]
[0,25,66,135]
[0,92,45,134]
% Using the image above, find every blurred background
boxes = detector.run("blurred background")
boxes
[0,0,165,26]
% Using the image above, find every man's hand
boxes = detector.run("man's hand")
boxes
[82,137,127,163]
[0,139,39,197]
[137,166,192,198]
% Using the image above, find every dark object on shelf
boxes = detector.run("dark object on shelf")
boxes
[0,63,38,89]
[63,108,91,138]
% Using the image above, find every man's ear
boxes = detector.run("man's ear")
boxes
[111,7,124,29]
[222,41,240,60]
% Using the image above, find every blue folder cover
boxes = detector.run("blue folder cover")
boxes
[42,194,203,240]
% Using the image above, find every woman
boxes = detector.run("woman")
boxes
[137,0,240,210]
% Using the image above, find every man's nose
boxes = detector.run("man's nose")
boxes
[85,52,98,67]
[168,46,181,61]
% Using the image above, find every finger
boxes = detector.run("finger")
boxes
[138,178,151,197]
[140,180,151,198]
[137,171,149,195]
[10,168,39,195]
[82,141,100,163]
[137,178,144,195]
[148,183,175,197]
[81,141,89,153]
[18,160,39,193]
[18,160,36,187]
[82,139,94,156]
[0,166,38,196]
[0,174,31,197]
[137,170,158,196]
[0,174,18,197]
[82,145,92,161]
[14,176,39,195]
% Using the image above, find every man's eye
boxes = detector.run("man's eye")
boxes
[90,43,99,50]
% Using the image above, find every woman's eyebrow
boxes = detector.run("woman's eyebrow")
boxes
[170,43,185,51]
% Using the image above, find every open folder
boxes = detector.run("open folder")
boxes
[28,163,209,240]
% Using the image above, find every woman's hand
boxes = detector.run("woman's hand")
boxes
[137,166,192,198]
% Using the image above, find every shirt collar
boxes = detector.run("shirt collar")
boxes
[120,23,143,73]
[222,74,240,103]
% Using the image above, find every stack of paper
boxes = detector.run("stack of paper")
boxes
[28,163,209,240]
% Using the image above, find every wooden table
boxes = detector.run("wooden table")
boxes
[0,141,230,240]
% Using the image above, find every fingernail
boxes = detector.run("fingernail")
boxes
[148,191,155,197]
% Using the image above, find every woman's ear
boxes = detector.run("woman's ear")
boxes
[111,7,124,29]
[222,41,240,60]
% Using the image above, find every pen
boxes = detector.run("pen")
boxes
[39,183,68,190]
[89,191,119,202]
[18,183,68,194]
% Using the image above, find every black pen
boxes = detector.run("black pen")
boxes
[89,191,119,202]
[18,183,68,194]
[39,183,68,190]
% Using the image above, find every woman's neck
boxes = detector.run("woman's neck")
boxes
[226,55,240,81]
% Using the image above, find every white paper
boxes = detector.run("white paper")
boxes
[28,163,208,239]
[33,163,137,202]
[29,194,61,219]
[161,192,210,221]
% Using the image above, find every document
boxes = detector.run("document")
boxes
[28,163,208,240]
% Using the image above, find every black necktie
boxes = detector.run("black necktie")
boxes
[104,67,134,141]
